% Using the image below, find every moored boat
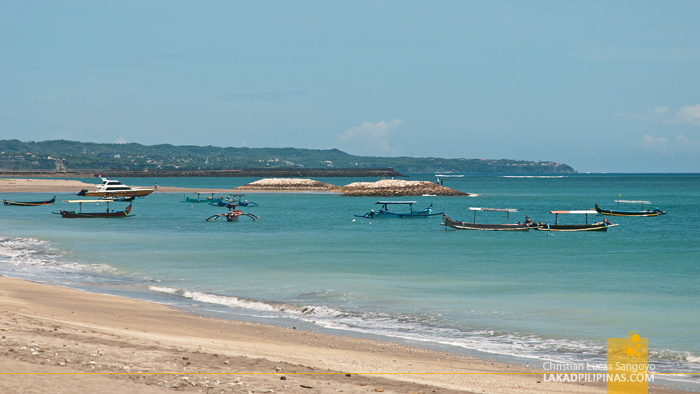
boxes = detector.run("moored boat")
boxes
[442,208,530,231]
[2,195,56,206]
[182,193,217,203]
[595,200,666,217]
[209,194,258,207]
[355,201,442,219]
[54,200,133,218]
[77,178,154,198]
[206,203,258,222]
[534,210,617,231]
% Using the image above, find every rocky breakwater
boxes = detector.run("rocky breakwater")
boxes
[340,179,470,197]
[234,178,341,192]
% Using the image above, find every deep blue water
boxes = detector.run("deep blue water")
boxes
[1,173,699,386]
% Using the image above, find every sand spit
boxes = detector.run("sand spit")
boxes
[1,177,470,197]
[0,178,94,193]
[340,179,469,197]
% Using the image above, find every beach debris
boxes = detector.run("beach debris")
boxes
[372,389,385,392]
[224,359,229,365]
[300,385,313,389]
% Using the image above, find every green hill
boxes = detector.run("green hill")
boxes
[0,139,575,174]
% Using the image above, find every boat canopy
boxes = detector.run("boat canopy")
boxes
[376,201,418,205]
[549,210,597,214]
[469,207,518,212]
[615,200,651,204]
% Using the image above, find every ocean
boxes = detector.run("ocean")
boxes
[1,173,699,388]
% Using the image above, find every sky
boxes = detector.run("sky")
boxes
[1,1,699,173]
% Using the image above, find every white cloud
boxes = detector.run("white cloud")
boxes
[674,104,700,127]
[636,134,700,155]
[114,137,127,144]
[615,106,670,120]
[336,119,402,155]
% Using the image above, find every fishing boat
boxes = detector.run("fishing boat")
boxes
[595,200,666,217]
[355,201,442,219]
[534,210,617,232]
[209,194,259,207]
[54,200,134,218]
[182,193,216,203]
[2,195,56,206]
[76,178,154,198]
[442,208,530,231]
[206,203,258,222]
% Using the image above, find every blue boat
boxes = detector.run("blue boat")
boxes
[355,201,442,219]
[181,193,216,203]
[209,194,259,207]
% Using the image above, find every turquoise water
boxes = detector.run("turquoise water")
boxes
[1,174,699,385]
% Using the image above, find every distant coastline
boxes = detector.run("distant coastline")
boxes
[0,168,403,178]
[0,139,577,174]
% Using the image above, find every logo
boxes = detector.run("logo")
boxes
[542,331,653,393]
[607,331,651,394]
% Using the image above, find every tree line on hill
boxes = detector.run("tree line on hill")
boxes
[0,139,575,174]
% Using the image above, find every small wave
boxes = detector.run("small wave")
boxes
[687,355,700,364]
[0,236,115,275]
[148,286,343,317]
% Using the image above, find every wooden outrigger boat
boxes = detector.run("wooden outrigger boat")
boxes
[442,208,530,231]
[181,193,217,203]
[534,210,617,232]
[595,200,666,217]
[355,201,442,219]
[53,200,133,218]
[209,194,259,207]
[2,195,56,206]
[206,203,258,222]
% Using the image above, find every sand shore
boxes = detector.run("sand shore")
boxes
[0,276,616,394]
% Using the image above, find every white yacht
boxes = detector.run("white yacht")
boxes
[77,178,155,198]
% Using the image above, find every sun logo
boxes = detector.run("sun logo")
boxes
[624,331,643,357]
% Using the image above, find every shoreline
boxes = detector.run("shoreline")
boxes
[0,278,690,394]
[0,178,692,393]
[0,275,610,394]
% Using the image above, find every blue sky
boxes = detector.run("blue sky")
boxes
[1,1,699,173]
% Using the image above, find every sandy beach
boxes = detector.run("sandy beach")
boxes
[0,178,688,393]
[0,276,611,394]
